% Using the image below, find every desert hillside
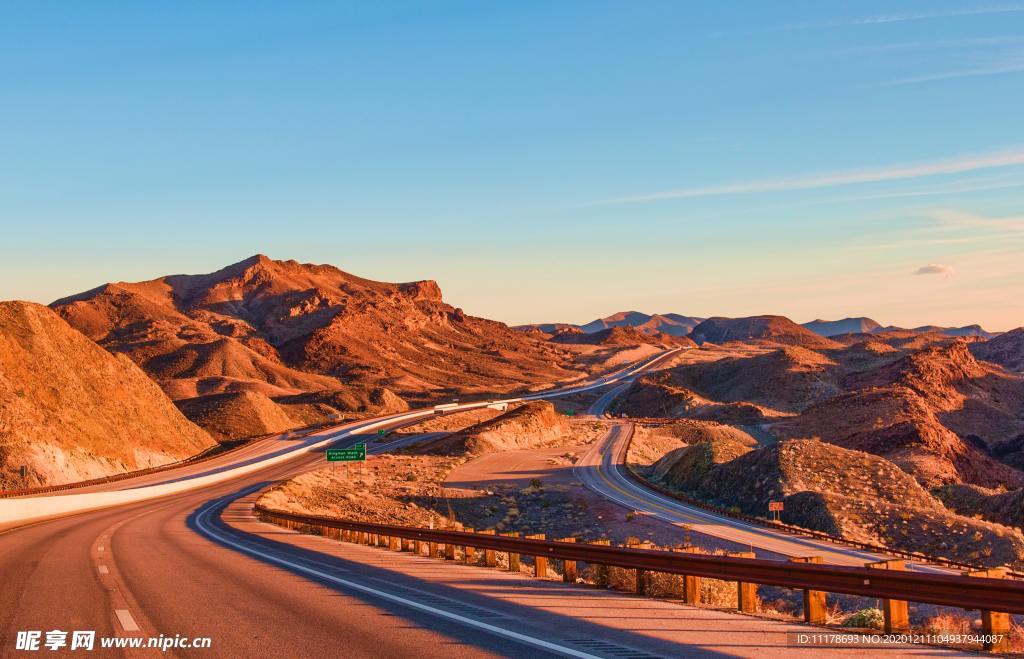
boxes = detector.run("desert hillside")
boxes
[52,255,585,399]
[0,301,214,488]
[615,336,1024,491]
[643,437,1024,568]
[970,327,1024,372]
[688,315,840,349]
[50,255,606,438]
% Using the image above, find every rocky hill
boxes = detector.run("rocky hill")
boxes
[551,325,694,347]
[0,301,214,488]
[580,311,702,336]
[689,315,839,349]
[420,401,569,456]
[646,438,1024,568]
[775,341,1024,488]
[970,327,1024,372]
[51,255,586,432]
[802,317,881,337]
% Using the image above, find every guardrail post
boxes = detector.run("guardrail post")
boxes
[559,538,577,582]
[674,546,702,605]
[730,551,757,613]
[389,535,401,552]
[414,538,424,555]
[480,530,497,567]
[789,556,826,624]
[591,539,611,586]
[444,541,456,560]
[965,568,1011,652]
[866,560,910,633]
[428,540,439,558]
[527,534,547,577]
[502,532,520,572]
[463,528,475,564]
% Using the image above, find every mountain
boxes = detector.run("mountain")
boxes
[550,325,695,347]
[802,317,881,337]
[0,301,214,488]
[970,327,1024,371]
[579,311,703,336]
[50,255,591,439]
[775,341,1024,488]
[688,315,839,349]
[911,324,994,339]
[52,255,583,404]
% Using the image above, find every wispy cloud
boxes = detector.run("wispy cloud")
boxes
[600,147,1024,205]
[829,35,1024,55]
[914,263,956,275]
[778,5,1024,30]
[928,208,1024,230]
[878,54,1024,86]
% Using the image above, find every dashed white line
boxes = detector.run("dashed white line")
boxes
[98,565,109,575]
[114,609,140,632]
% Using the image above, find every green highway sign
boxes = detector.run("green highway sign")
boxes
[327,443,366,462]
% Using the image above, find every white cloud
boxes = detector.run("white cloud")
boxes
[600,147,1024,204]
[878,58,1024,86]
[914,263,956,275]
[779,5,1024,30]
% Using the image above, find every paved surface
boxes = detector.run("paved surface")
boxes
[0,351,967,656]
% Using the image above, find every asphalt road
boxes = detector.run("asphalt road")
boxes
[0,349,963,656]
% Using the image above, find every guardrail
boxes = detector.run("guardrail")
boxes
[256,505,1021,651]
[619,423,1024,579]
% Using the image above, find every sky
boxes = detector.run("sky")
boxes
[1,2,1022,331]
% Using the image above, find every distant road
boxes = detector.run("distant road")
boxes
[577,391,953,573]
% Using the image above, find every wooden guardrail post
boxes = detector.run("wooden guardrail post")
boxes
[444,540,456,560]
[463,528,475,564]
[559,538,577,582]
[626,538,647,594]
[591,539,611,586]
[389,535,401,551]
[428,539,439,558]
[789,556,826,624]
[675,546,702,605]
[502,532,520,572]
[527,534,547,577]
[866,560,910,633]
[965,568,1011,652]
[730,551,757,613]
[480,530,497,567]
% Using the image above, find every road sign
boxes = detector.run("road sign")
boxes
[327,443,366,462]
[377,429,386,438]
[565,409,575,416]
[768,501,784,512]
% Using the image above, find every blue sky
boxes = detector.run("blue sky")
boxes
[1,2,1022,330]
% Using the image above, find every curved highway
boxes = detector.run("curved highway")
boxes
[576,380,952,573]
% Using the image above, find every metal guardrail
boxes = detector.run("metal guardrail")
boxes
[255,505,1024,616]
[620,423,1024,579]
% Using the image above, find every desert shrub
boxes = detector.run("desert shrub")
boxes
[922,613,972,636]
[843,608,884,630]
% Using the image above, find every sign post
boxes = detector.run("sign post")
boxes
[768,500,784,522]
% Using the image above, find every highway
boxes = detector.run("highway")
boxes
[1,351,716,658]
[0,348,967,656]
[575,376,952,573]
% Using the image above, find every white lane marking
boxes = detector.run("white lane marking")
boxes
[195,502,601,659]
[114,609,140,632]
[97,546,104,552]
[98,565,109,575]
